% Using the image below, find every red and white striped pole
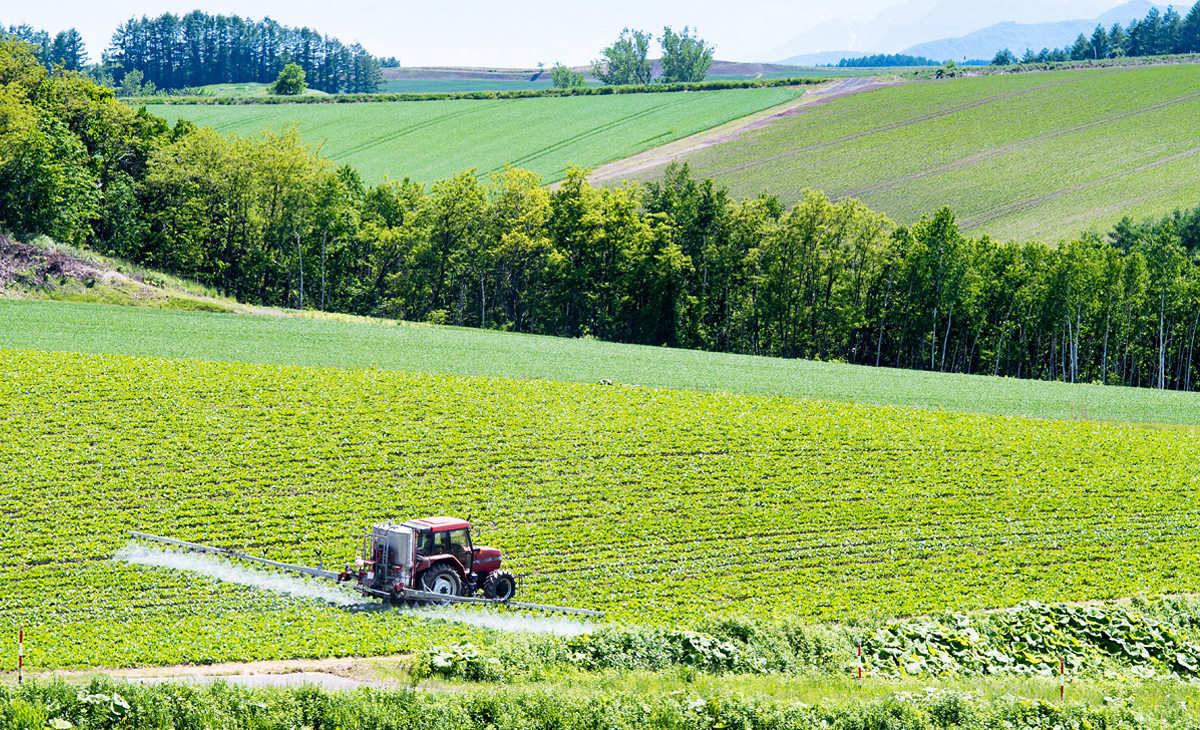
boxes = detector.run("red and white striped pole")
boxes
[18,627,23,684]
[1059,656,1065,703]
[857,642,863,688]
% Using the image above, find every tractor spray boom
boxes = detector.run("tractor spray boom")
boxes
[128,520,604,618]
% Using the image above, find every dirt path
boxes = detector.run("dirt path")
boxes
[586,77,905,184]
[6,654,412,688]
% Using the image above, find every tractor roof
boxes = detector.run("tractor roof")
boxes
[404,516,471,532]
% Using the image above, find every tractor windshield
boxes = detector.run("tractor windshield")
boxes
[446,529,472,565]
[415,529,472,562]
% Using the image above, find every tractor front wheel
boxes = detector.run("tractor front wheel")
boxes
[422,564,462,599]
[482,570,518,601]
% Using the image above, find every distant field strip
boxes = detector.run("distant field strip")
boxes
[3,299,1199,425]
[153,88,799,185]
[620,64,1200,241]
[839,88,1200,201]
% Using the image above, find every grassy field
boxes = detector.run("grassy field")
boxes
[151,87,799,185]
[1,299,1197,425]
[2,346,1197,669]
[627,63,1200,241]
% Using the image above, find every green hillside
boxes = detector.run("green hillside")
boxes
[2,299,1196,426]
[152,87,799,185]
[623,64,1200,241]
[2,347,1196,668]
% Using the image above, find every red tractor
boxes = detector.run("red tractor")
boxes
[129,521,602,616]
[341,517,518,605]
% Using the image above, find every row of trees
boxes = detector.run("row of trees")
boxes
[108,12,383,93]
[4,37,1200,392]
[591,27,715,85]
[992,0,1200,64]
[837,54,939,67]
[0,23,87,70]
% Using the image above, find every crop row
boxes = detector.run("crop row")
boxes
[1,348,1198,667]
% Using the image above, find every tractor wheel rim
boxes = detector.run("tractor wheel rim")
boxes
[431,576,455,594]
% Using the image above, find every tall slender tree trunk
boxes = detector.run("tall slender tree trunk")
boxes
[1101,310,1110,385]
[930,305,938,371]
[295,231,304,310]
[940,303,954,372]
[876,277,894,368]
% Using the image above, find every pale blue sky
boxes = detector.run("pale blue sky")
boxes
[8,0,1126,67]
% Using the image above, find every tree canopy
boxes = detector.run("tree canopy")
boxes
[659,26,714,83]
[593,28,652,85]
[550,62,586,89]
[271,62,307,95]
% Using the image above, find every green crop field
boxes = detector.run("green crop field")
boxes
[1,299,1197,426]
[628,64,1200,241]
[151,87,799,185]
[1,346,1198,669]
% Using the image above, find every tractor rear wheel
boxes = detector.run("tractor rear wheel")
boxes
[482,570,518,601]
[422,564,462,599]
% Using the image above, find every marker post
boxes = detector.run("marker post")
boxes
[18,627,23,684]
[857,642,863,689]
[1059,656,1065,703]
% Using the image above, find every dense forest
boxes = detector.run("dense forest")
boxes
[2,37,1200,391]
[108,12,383,93]
[995,0,1200,63]
[0,13,383,93]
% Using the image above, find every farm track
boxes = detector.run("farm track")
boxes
[587,77,900,184]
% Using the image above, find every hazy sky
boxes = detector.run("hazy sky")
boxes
[5,0,1127,67]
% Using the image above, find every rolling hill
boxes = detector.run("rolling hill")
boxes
[152,87,800,186]
[605,63,1200,242]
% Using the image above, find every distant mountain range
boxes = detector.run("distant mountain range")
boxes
[769,0,1165,66]
[902,0,1168,61]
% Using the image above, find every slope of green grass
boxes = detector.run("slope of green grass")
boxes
[152,87,799,185]
[1,347,1197,668]
[634,64,1200,241]
[1,299,1195,426]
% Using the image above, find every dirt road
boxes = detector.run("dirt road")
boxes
[586,76,904,185]
[8,655,411,690]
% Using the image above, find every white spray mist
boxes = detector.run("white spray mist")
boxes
[416,606,595,636]
[116,543,600,636]
[114,543,364,607]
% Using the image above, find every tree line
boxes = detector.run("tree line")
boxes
[1,12,384,94]
[992,0,1200,64]
[837,54,939,68]
[0,23,87,70]
[108,12,383,93]
[3,37,1200,392]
